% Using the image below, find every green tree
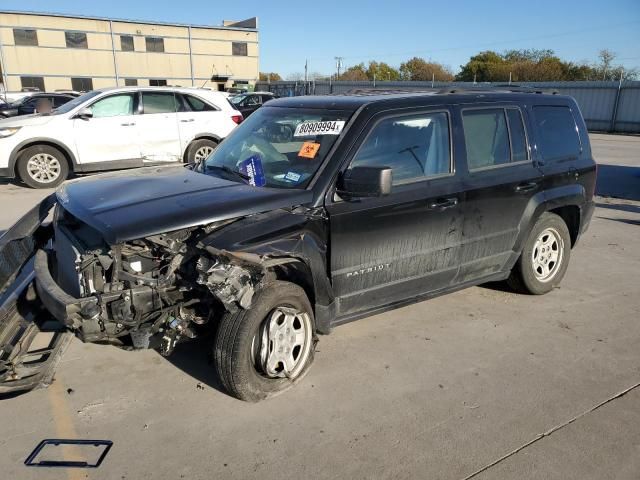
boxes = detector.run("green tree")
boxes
[338,63,368,81]
[399,57,454,81]
[259,72,282,82]
[366,61,401,81]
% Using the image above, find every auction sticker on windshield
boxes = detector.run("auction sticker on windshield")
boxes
[294,120,345,137]
[298,141,321,159]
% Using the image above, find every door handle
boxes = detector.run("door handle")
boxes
[428,197,458,210]
[514,182,538,193]
[180,118,195,123]
[121,122,135,127]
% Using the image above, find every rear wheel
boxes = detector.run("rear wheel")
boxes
[187,139,218,164]
[16,145,69,189]
[214,281,316,402]
[508,212,571,295]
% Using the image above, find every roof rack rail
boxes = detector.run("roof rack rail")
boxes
[437,85,559,95]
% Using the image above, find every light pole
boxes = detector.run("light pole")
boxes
[335,56,343,80]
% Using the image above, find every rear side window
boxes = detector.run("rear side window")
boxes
[463,107,530,169]
[533,106,581,161]
[350,111,451,184]
[142,92,177,114]
[462,109,510,169]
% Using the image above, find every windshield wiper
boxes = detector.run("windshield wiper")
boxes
[205,165,251,182]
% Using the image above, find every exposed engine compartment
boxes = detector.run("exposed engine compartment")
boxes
[53,207,263,356]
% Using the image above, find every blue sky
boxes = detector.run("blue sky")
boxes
[2,0,639,77]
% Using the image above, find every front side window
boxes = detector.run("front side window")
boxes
[52,90,102,115]
[533,106,581,161]
[349,112,451,184]
[65,32,88,49]
[71,77,93,92]
[145,37,164,52]
[89,94,135,118]
[53,96,73,108]
[120,35,134,51]
[13,29,38,46]
[204,106,352,189]
[232,42,248,56]
[142,92,177,114]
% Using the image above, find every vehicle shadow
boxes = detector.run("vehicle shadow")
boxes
[597,216,640,227]
[596,165,640,201]
[161,337,228,395]
[595,202,640,215]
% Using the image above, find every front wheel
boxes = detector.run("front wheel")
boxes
[17,145,69,189]
[508,212,571,295]
[214,281,316,402]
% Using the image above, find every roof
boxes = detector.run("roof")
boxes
[267,89,570,111]
[0,10,258,32]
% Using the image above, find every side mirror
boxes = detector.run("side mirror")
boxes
[76,107,93,119]
[337,166,392,198]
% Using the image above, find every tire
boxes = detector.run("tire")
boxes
[214,281,316,402]
[507,212,571,295]
[16,144,69,189]
[186,139,218,164]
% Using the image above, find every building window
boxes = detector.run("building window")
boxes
[145,37,164,53]
[232,42,248,56]
[65,31,88,49]
[13,29,38,46]
[71,77,93,92]
[20,76,45,92]
[149,79,167,86]
[120,35,134,52]
[124,78,138,86]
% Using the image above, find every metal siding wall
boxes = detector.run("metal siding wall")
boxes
[254,80,640,133]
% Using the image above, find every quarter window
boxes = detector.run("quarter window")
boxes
[145,37,165,52]
[65,32,88,49]
[89,94,135,118]
[533,106,581,161]
[71,77,93,92]
[142,92,177,114]
[120,35,134,51]
[232,42,248,56]
[181,94,215,112]
[350,112,451,184]
[13,29,38,46]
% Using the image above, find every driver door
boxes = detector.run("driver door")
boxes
[73,92,141,165]
[326,109,465,318]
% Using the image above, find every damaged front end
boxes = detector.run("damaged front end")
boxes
[0,196,270,394]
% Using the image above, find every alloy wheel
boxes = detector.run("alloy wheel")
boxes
[531,227,564,282]
[26,153,61,184]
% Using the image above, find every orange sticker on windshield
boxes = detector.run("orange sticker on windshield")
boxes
[298,142,321,159]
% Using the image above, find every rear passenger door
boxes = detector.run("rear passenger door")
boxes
[176,93,219,151]
[327,109,465,317]
[136,91,182,162]
[456,104,543,283]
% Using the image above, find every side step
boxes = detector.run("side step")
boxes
[0,270,73,395]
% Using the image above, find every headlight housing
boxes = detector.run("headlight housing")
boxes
[0,127,21,138]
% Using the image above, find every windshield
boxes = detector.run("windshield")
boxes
[203,106,352,189]
[230,94,248,105]
[52,90,101,115]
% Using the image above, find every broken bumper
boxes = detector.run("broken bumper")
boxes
[0,195,74,395]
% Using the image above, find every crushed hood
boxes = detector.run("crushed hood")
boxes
[57,165,313,244]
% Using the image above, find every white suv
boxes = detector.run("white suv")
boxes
[0,86,242,188]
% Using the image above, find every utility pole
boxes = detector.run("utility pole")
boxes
[509,72,512,84]
[335,56,343,80]
[304,59,308,82]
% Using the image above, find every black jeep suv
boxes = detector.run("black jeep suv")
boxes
[0,89,596,401]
